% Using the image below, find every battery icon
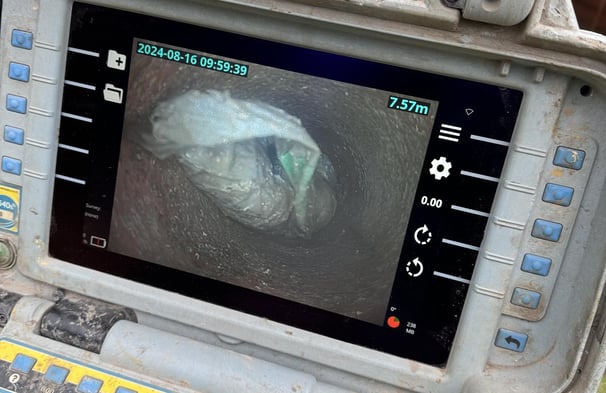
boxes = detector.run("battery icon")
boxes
[90,235,107,249]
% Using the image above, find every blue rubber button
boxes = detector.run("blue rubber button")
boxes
[511,288,541,309]
[45,365,70,384]
[4,126,24,145]
[116,387,137,393]
[543,183,574,207]
[553,146,586,170]
[531,219,563,242]
[2,157,22,175]
[6,94,27,114]
[495,328,528,352]
[11,30,33,50]
[521,254,552,276]
[8,62,30,82]
[78,376,104,393]
[11,353,37,373]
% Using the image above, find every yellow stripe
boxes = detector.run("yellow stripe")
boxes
[0,340,169,393]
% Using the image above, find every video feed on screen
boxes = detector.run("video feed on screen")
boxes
[108,40,436,325]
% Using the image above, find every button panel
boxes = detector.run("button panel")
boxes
[502,136,596,326]
[3,27,34,191]
[0,339,170,393]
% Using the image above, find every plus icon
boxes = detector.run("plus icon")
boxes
[107,50,127,71]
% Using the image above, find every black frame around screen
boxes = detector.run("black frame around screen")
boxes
[50,2,523,366]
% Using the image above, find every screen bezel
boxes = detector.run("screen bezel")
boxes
[48,1,523,367]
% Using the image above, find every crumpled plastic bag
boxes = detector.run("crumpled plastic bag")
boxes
[141,89,337,237]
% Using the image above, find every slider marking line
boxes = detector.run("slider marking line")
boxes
[61,112,93,123]
[59,144,89,155]
[451,204,490,218]
[470,134,510,147]
[461,170,500,183]
[55,174,86,185]
[442,238,481,251]
[67,47,100,57]
[64,80,96,91]
[433,271,471,285]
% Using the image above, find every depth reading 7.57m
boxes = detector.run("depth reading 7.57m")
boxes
[387,95,430,116]
[136,41,249,77]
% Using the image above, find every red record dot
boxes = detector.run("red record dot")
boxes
[387,316,401,328]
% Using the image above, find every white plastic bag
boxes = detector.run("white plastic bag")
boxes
[142,90,336,237]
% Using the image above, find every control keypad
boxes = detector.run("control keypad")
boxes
[0,339,171,393]
[3,29,35,181]
[497,137,595,353]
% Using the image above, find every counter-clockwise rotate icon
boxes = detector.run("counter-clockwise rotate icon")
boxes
[406,257,424,278]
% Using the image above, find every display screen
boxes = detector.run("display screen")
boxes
[50,2,523,365]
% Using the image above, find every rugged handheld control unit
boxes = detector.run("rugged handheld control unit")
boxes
[0,0,606,392]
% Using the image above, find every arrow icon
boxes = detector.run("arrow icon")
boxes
[505,336,521,349]
[414,224,432,245]
[406,258,424,278]
[465,108,474,116]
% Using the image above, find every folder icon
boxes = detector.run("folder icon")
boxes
[103,83,123,104]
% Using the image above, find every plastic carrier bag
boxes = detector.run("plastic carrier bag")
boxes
[142,90,337,237]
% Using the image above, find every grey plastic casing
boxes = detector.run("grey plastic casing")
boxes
[1,0,606,392]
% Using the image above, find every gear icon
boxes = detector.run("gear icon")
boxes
[429,156,452,180]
